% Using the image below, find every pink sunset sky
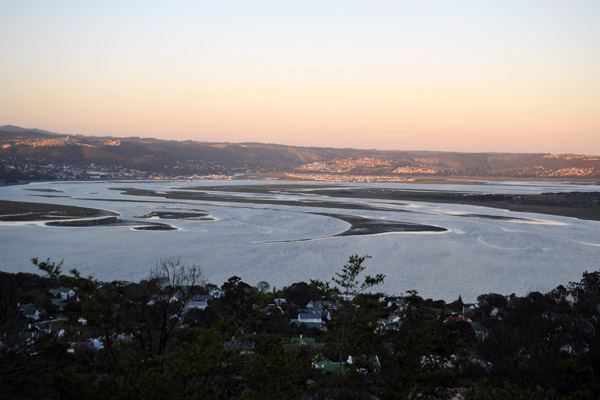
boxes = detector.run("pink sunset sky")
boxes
[1,1,599,154]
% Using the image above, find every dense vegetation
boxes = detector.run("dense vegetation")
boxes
[1,256,599,399]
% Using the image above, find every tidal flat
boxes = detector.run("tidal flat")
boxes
[0,200,175,230]
[183,184,600,221]
[0,200,116,221]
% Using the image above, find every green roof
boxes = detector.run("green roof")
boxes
[49,287,73,294]
[378,319,402,329]
[21,304,45,316]
[313,357,347,374]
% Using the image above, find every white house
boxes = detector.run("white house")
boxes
[298,312,323,323]
[49,287,75,300]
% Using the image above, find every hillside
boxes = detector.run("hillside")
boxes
[1,125,599,183]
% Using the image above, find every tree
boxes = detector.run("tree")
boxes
[257,281,270,293]
[381,290,466,399]
[123,257,205,357]
[31,257,63,279]
[0,273,34,399]
[477,293,508,309]
[216,276,260,339]
[316,255,385,390]
[239,335,315,400]
[332,255,385,301]
[581,271,600,295]
[282,281,320,309]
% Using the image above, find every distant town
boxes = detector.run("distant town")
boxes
[1,125,599,184]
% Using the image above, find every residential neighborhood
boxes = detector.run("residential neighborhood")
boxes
[2,257,600,399]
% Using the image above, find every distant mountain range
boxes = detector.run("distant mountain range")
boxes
[1,125,599,182]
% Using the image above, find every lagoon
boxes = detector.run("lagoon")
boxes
[1,179,599,302]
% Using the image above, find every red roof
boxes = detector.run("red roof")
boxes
[445,315,472,323]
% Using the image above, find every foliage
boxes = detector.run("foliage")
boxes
[1,258,600,399]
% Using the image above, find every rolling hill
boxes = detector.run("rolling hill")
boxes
[1,125,599,182]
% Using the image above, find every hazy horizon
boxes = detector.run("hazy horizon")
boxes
[1,1,598,154]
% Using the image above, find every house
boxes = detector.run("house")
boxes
[462,304,477,315]
[21,304,43,320]
[313,355,380,374]
[288,335,326,350]
[210,288,225,299]
[35,317,68,335]
[313,356,347,374]
[274,297,287,306]
[193,294,214,302]
[169,292,183,303]
[67,342,95,353]
[564,292,577,306]
[116,333,133,342]
[387,298,406,313]
[376,312,403,332]
[264,303,283,314]
[445,314,472,323]
[388,313,401,323]
[376,318,402,333]
[305,300,337,310]
[347,355,381,373]
[92,338,104,350]
[549,287,579,306]
[291,312,326,329]
[298,312,323,324]
[49,287,75,300]
[184,300,208,311]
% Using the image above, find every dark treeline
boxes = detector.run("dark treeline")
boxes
[1,256,600,399]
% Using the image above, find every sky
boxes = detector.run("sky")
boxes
[1,1,599,154]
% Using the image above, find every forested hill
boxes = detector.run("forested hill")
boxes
[2,125,600,181]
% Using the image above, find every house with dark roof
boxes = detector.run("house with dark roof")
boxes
[193,294,214,302]
[21,304,43,320]
[184,300,208,311]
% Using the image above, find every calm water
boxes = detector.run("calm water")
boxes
[1,179,599,301]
